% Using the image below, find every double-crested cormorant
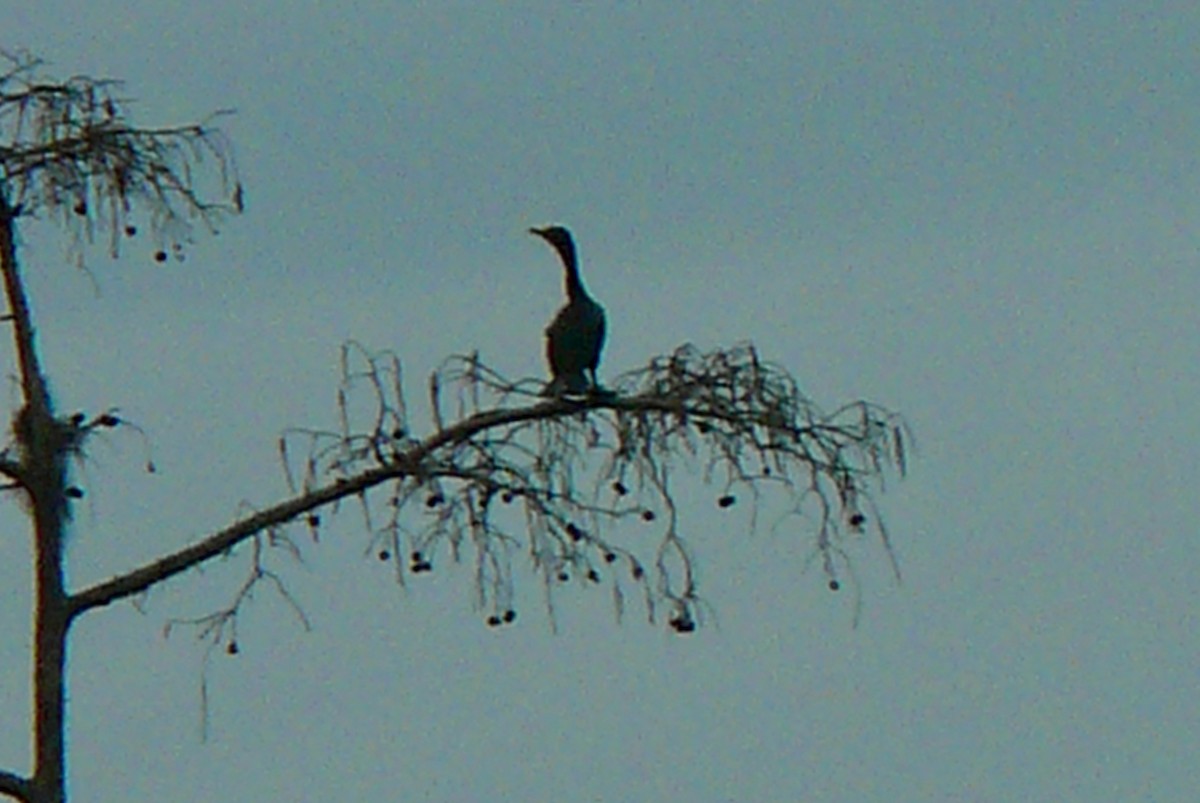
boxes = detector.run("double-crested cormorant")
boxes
[530,225,606,396]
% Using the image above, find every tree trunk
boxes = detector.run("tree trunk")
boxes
[32,497,68,803]
[1,198,70,803]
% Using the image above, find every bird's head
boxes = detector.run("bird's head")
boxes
[531,224,586,296]
[529,225,576,257]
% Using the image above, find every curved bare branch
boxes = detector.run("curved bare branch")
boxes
[70,343,908,635]
[0,769,32,802]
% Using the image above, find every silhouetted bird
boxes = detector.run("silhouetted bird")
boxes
[530,225,606,396]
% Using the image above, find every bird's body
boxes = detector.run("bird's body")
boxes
[530,226,606,396]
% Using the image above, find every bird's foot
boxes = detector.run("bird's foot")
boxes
[588,385,617,401]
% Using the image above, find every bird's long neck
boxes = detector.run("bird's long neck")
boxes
[556,241,588,301]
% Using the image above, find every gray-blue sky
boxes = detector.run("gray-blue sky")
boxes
[2,2,1198,800]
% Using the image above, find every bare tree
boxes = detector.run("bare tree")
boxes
[0,53,907,803]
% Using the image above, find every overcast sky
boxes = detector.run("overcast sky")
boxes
[2,2,1198,801]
